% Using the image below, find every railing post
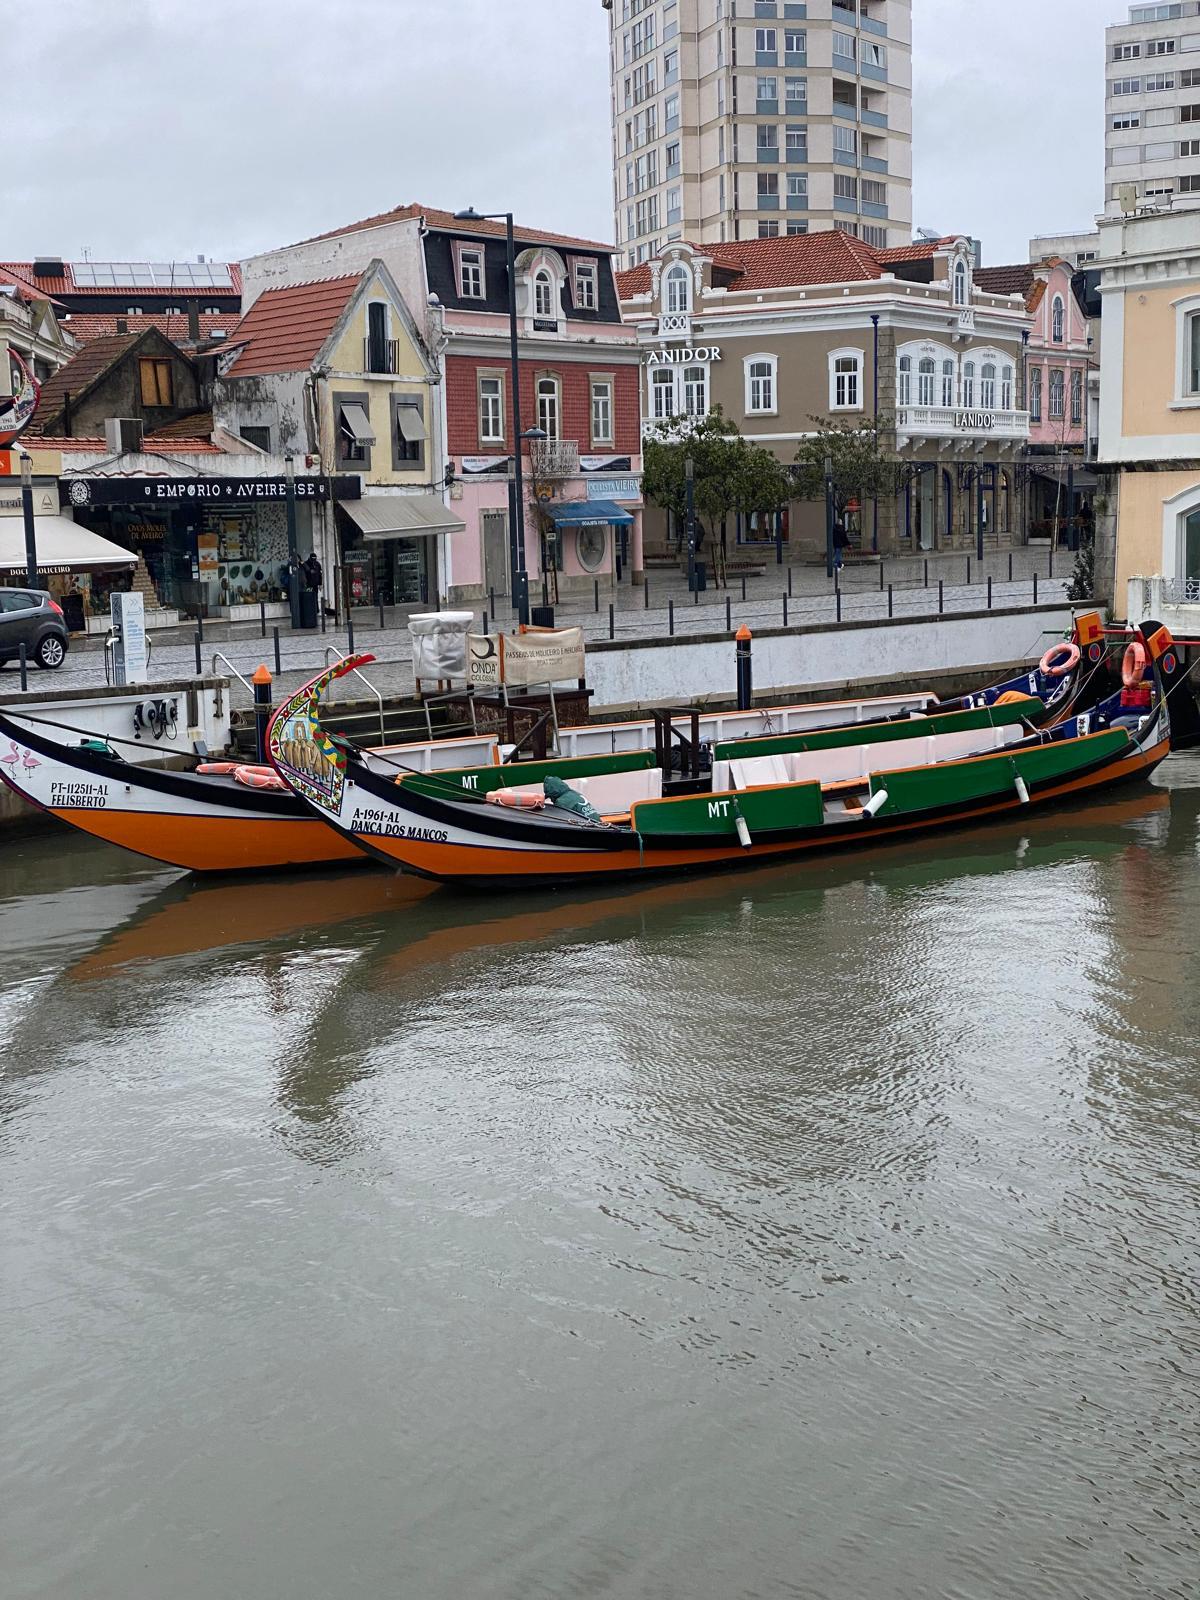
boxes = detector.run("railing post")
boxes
[987,574,993,610]
[735,625,753,711]
[194,630,202,675]
[1034,570,1039,605]
[483,610,489,636]
[608,602,615,640]
[966,555,971,587]
[18,641,27,693]
[273,626,282,677]
[644,577,650,610]
[783,592,788,627]
[668,598,675,636]
[836,587,842,623]
[379,596,386,630]
[594,579,599,612]
[253,664,272,764]
[924,557,929,588]
[259,598,267,638]
[347,608,355,654]
[887,582,893,619]
[938,578,944,614]
[1008,551,1014,584]
[726,595,732,631]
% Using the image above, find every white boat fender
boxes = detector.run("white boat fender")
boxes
[1014,774,1030,805]
[731,799,752,849]
[861,789,889,819]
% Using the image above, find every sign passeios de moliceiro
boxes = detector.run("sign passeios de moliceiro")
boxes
[61,475,362,509]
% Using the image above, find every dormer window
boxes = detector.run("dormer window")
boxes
[664,261,691,314]
[459,246,485,299]
[1052,295,1065,343]
[953,259,969,308]
[534,271,555,320]
[573,260,597,311]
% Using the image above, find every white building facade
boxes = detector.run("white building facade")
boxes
[1105,2,1200,215]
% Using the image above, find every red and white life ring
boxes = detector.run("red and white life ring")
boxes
[232,764,287,790]
[486,787,544,809]
[195,761,240,775]
[1039,641,1080,678]
[1122,641,1148,689]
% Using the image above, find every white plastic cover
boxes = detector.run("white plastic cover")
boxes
[408,611,475,682]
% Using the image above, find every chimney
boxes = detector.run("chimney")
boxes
[104,418,144,456]
[31,257,65,279]
[115,315,128,333]
[187,299,201,341]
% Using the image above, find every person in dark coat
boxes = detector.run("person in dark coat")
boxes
[832,516,849,571]
[302,552,323,592]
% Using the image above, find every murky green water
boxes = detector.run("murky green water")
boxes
[2,763,1199,1600]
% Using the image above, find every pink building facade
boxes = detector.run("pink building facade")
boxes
[1023,259,1091,454]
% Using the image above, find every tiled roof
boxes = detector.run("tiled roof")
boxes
[25,433,222,454]
[616,230,889,298]
[873,238,956,263]
[293,202,614,254]
[27,335,140,431]
[974,263,1036,297]
[62,311,241,345]
[0,261,242,297]
[0,264,65,305]
[223,274,361,377]
[144,410,213,442]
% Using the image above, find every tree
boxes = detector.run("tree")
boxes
[793,414,895,518]
[643,408,792,560]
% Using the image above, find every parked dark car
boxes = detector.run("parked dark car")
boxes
[0,588,70,670]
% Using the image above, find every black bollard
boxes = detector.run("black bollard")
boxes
[1008,551,1014,584]
[594,579,599,613]
[888,582,894,619]
[347,608,355,654]
[783,593,788,627]
[669,598,675,636]
[616,552,623,582]
[194,630,202,674]
[788,567,794,598]
[879,563,885,592]
[924,558,929,588]
[836,587,842,623]
[608,602,614,640]
[379,596,386,630]
[966,556,971,587]
[320,602,326,634]
[938,578,944,614]
[252,664,272,764]
[1048,544,1054,580]
[987,575,993,610]
[483,610,489,635]
[273,626,282,676]
[489,587,495,619]
[644,578,650,610]
[726,595,732,630]
[18,641,27,692]
[1034,570,1039,605]
[260,598,267,639]
[735,626,753,711]
[197,611,205,643]
[741,575,747,603]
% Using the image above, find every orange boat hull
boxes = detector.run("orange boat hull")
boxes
[45,806,363,874]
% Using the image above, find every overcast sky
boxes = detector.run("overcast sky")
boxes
[6,0,1104,269]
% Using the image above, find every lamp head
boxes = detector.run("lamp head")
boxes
[454,207,483,222]
[522,426,548,441]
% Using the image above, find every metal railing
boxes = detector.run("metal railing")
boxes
[324,647,386,745]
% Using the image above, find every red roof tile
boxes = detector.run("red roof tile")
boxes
[0,262,242,298]
[143,410,213,442]
[0,264,65,306]
[27,335,141,432]
[292,202,614,255]
[617,231,889,298]
[974,263,1036,297]
[63,311,241,345]
[223,275,361,377]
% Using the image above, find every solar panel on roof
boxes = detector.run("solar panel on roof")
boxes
[69,260,236,289]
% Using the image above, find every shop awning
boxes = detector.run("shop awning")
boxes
[394,404,427,442]
[549,498,635,526]
[339,403,376,444]
[1029,463,1100,489]
[339,493,465,540]
[0,515,136,574]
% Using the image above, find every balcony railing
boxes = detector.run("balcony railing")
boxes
[529,438,580,479]
[363,337,400,374]
[896,406,1031,442]
[658,311,691,338]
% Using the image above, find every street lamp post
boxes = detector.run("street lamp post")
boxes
[824,452,835,581]
[684,456,696,592]
[19,452,38,587]
[455,207,531,624]
[284,452,301,628]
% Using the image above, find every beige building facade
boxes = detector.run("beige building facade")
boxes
[602,0,913,270]
[1096,206,1200,625]
[619,231,1032,558]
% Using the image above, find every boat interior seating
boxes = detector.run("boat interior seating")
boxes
[712,723,1026,794]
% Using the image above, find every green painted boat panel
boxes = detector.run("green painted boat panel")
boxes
[401,748,657,800]
[713,697,1045,762]
[868,729,1131,818]
[633,780,824,839]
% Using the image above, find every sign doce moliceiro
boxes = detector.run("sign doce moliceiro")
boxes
[61,475,363,509]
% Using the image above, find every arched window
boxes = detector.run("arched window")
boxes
[953,259,968,307]
[745,354,777,414]
[1001,365,1014,411]
[537,375,560,437]
[1049,368,1065,419]
[898,355,912,407]
[664,263,691,314]
[1030,367,1042,422]
[962,360,976,407]
[829,349,863,410]
[941,359,956,407]
[1051,295,1065,343]
[682,364,708,416]
[980,362,997,410]
[918,356,936,406]
[534,270,555,320]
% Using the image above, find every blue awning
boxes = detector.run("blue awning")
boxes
[548,498,635,527]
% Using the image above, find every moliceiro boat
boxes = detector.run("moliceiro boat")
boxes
[268,616,1176,890]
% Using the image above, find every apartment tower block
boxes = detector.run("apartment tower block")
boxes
[603,0,913,268]
[1105,1,1200,215]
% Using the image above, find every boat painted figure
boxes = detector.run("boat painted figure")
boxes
[268,615,1175,890]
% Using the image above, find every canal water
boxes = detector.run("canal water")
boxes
[2,764,1198,1600]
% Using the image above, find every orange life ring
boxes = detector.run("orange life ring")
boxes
[195,761,240,775]
[1122,640,1148,689]
[1039,642,1080,678]
[232,765,287,790]
[486,787,544,809]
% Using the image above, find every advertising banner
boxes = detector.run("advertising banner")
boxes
[466,627,585,687]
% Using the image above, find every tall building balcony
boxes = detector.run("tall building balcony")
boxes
[896,407,1031,445]
[529,438,580,478]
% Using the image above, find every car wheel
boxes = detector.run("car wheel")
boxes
[35,635,67,669]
